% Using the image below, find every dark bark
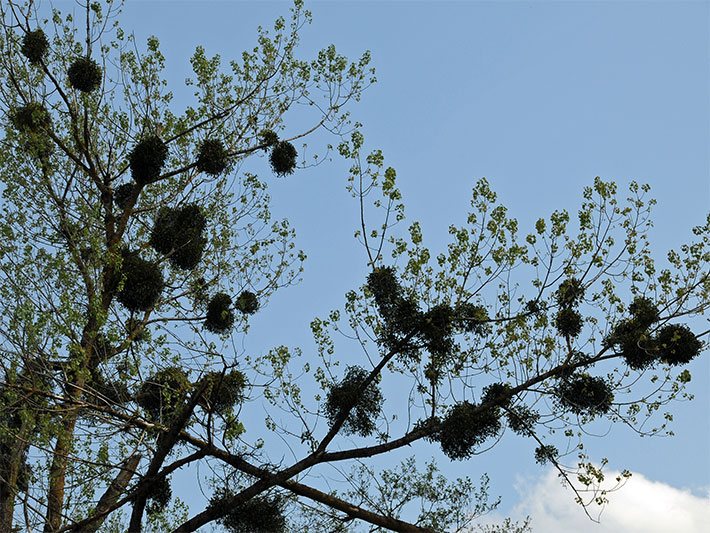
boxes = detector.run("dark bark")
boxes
[128,382,208,532]
[82,454,141,533]
[0,420,32,532]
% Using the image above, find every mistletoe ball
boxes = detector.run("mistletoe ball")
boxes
[88,372,131,406]
[129,135,168,185]
[259,129,279,147]
[212,491,286,533]
[367,266,401,312]
[325,366,383,437]
[116,251,164,312]
[454,302,490,336]
[269,141,297,176]
[481,382,513,408]
[205,292,235,334]
[150,204,207,270]
[628,296,660,328]
[197,370,246,414]
[21,29,49,66]
[196,139,229,175]
[556,373,613,416]
[435,401,501,460]
[136,366,190,422]
[657,324,702,366]
[146,476,172,515]
[555,307,583,338]
[113,183,135,210]
[420,304,455,357]
[67,57,102,93]
[235,290,259,315]
[11,103,51,133]
[555,277,585,308]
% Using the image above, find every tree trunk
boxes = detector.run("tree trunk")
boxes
[82,454,141,533]
[0,422,31,532]
[44,406,81,533]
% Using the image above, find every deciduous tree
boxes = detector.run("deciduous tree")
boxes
[0,1,706,532]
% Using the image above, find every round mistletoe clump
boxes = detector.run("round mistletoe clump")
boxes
[212,491,286,533]
[116,251,164,313]
[146,476,172,515]
[67,57,102,93]
[608,318,658,370]
[556,374,613,416]
[21,29,49,66]
[198,370,246,414]
[325,366,383,437]
[367,266,401,311]
[605,296,660,370]
[196,139,229,175]
[136,366,190,422]
[435,401,501,460]
[454,302,490,336]
[657,324,702,366]
[420,304,455,357]
[235,290,259,315]
[269,141,297,176]
[129,135,168,185]
[113,183,135,210]
[481,382,512,408]
[555,307,583,338]
[205,292,235,334]
[390,297,423,339]
[555,277,585,308]
[150,204,207,271]
[11,103,51,133]
[621,331,658,370]
[628,296,660,328]
[259,129,279,148]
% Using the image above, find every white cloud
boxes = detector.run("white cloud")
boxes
[478,469,710,533]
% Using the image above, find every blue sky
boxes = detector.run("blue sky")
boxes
[115,0,709,529]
